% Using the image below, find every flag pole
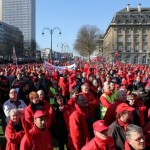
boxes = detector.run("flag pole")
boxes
[12,45,18,67]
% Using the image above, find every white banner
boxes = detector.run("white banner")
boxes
[43,61,76,73]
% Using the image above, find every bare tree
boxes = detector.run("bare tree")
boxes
[74,24,100,61]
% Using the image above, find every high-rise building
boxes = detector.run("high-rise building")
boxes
[0,21,23,60]
[1,0,36,44]
[100,4,150,64]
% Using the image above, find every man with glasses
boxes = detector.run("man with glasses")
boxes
[125,124,145,150]
[3,88,26,124]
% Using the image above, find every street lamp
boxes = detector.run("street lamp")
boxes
[57,42,68,53]
[42,27,61,60]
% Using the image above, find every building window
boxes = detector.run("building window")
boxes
[118,45,122,51]
[143,36,147,42]
[134,28,138,34]
[134,20,138,23]
[134,45,139,51]
[118,55,122,61]
[134,56,138,64]
[126,45,130,52]
[142,56,146,64]
[134,36,139,43]
[142,44,147,52]
[117,29,121,34]
[126,36,130,42]
[125,56,130,63]
[126,29,130,34]
[143,28,146,34]
[117,36,122,42]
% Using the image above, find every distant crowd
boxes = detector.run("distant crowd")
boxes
[0,61,150,150]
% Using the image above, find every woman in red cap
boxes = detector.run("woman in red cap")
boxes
[81,120,115,150]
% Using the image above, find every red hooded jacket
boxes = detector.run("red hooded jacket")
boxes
[20,125,53,150]
[81,136,116,150]
[5,120,24,150]
[69,104,90,150]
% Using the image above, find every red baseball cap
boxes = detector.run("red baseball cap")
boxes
[34,110,46,119]
[116,103,135,113]
[93,120,109,133]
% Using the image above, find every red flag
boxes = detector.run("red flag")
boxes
[115,50,119,57]
[116,60,121,66]
[12,46,17,64]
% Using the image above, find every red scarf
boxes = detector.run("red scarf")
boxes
[118,119,128,130]
[124,141,131,150]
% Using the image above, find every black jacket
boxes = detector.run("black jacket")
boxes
[108,120,126,150]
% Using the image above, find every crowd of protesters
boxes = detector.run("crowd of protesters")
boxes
[0,61,150,150]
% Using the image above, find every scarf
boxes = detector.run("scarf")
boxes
[118,118,128,130]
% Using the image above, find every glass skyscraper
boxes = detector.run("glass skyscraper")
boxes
[1,0,35,42]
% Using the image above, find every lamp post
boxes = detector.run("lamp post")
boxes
[42,27,61,60]
[57,42,68,53]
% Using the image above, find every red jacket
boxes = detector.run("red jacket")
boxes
[59,77,69,96]
[69,74,76,92]
[25,101,51,129]
[5,120,25,150]
[67,97,76,106]
[80,91,98,119]
[69,104,90,150]
[137,100,146,127]
[81,136,116,150]
[20,125,53,150]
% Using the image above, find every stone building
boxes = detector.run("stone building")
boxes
[102,4,150,64]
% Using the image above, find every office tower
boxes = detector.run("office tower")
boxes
[1,0,36,44]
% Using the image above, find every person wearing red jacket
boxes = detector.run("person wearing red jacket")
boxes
[51,69,60,81]
[25,91,51,129]
[20,110,53,150]
[104,89,127,126]
[5,109,24,150]
[80,83,99,138]
[69,94,90,150]
[126,92,146,127]
[67,87,79,106]
[68,73,77,92]
[99,83,114,119]
[80,83,98,119]
[81,120,115,150]
[58,75,70,101]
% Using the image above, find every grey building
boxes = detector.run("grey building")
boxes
[1,0,36,46]
[102,4,150,64]
[0,21,23,60]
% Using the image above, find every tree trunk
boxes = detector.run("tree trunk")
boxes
[88,50,90,62]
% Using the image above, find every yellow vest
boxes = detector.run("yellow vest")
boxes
[100,93,113,119]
